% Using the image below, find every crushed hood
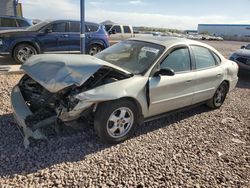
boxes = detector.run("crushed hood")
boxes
[21,54,131,93]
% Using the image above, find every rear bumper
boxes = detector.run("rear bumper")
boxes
[11,85,45,148]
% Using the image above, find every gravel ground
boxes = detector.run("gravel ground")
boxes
[0,41,249,187]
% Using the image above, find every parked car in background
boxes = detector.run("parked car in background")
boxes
[29,19,42,25]
[104,24,134,44]
[0,15,32,30]
[11,37,238,146]
[0,20,109,63]
[230,44,250,73]
[201,35,223,41]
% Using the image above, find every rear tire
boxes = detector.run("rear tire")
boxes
[207,81,228,109]
[94,99,138,144]
[13,43,37,64]
[87,44,103,56]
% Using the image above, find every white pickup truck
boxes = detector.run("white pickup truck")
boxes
[104,24,134,45]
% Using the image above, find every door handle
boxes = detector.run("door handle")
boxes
[61,34,69,38]
[186,80,192,83]
[216,74,222,77]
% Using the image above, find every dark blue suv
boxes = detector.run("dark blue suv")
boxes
[0,20,110,63]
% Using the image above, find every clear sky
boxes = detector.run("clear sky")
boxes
[20,0,250,30]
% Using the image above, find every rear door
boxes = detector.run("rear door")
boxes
[190,45,224,103]
[68,21,81,53]
[148,46,195,117]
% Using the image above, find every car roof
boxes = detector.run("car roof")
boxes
[129,36,224,59]
[129,36,212,48]
[44,20,100,26]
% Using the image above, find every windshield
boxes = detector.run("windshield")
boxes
[95,40,165,74]
[26,21,50,31]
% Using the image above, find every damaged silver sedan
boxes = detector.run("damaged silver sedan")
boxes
[11,37,239,147]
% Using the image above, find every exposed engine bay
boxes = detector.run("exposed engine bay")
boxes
[18,67,131,137]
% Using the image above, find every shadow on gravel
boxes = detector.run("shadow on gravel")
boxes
[0,56,17,65]
[237,72,250,89]
[0,105,212,177]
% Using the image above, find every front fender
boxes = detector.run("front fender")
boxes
[10,38,41,54]
[76,76,149,116]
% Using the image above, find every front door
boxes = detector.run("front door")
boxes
[40,21,69,52]
[148,46,194,117]
[109,25,123,45]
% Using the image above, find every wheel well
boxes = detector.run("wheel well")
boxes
[88,42,104,49]
[12,42,39,57]
[119,97,144,124]
[223,80,230,92]
[95,97,144,124]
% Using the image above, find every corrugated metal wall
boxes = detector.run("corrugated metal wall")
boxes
[198,24,250,38]
[0,0,15,16]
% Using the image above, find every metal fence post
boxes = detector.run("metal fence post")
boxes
[80,0,85,54]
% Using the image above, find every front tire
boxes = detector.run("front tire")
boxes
[207,81,228,109]
[13,43,37,64]
[94,99,138,144]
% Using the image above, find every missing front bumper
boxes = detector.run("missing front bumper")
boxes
[11,85,46,148]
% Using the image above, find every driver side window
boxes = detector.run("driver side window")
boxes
[161,47,191,73]
[48,22,67,32]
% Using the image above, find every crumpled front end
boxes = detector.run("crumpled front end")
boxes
[11,85,47,148]
[11,63,131,148]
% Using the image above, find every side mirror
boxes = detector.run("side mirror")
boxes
[154,68,175,77]
[45,28,52,33]
[241,45,246,49]
[109,29,116,35]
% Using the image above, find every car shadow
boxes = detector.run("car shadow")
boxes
[0,56,17,65]
[0,104,211,177]
[237,72,250,89]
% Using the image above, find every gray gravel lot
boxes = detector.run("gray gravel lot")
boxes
[0,41,249,187]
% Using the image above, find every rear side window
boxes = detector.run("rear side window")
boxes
[123,26,131,33]
[16,19,30,27]
[70,22,80,32]
[161,47,191,73]
[191,46,216,69]
[112,25,122,33]
[87,24,99,32]
[0,18,17,27]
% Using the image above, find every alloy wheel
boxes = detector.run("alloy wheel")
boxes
[88,46,102,56]
[107,107,134,138]
[17,46,36,63]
